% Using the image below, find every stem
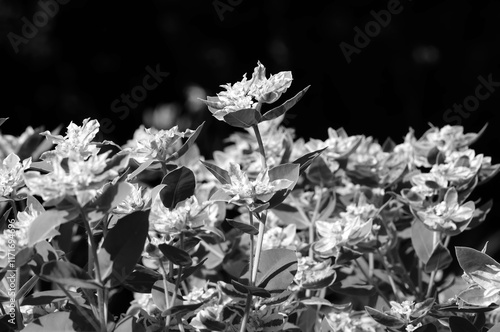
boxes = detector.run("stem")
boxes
[166,234,185,330]
[58,284,100,332]
[251,212,267,283]
[426,232,441,298]
[252,125,267,170]
[240,209,256,332]
[309,186,323,257]
[356,258,390,306]
[160,262,171,330]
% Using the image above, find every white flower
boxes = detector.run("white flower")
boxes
[0,153,31,197]
[40,118,100,160]
[113,183,151,215]
[262,224,297,250]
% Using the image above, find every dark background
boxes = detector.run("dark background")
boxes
[2,0,500,257]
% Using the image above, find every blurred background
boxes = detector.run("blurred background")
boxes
[1,0,500,256]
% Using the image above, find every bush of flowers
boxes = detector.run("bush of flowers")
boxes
[1,62,500,332]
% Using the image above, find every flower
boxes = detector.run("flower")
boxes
[113,183,151,215]
[325,310,381,332]
[262,224,298,250]
[122,125,194,163]
[294,256,336,289]
[221,162,293,205]
[149,195,217,235]
[24,151,127,206]
[201,61,293,120]
[415,187,474,232]
[314,215,373,257]
[40,118,100,160]
[0,153,31,197]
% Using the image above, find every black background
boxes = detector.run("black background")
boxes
[2,0,500,257]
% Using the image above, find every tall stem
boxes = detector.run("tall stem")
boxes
[426,232,441,298]
[240,208,256,332]
[252,125,267,170]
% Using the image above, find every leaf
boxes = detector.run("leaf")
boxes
[151,280,182,311]
[301,297,333,307]
[200,160,231,184]
[261,85,310,121]
[127,159,154,180]
[113,315,145,332]
[292,147,327,175]
[180,258,208,282]
[467,199,493,229]
[29,241,58,275]
[160,166,196,209]
[23,311,95,332]
[97,210,149,287]
[158,243,192,267]
[27,210,77,247]
[209,188,232,202]
[166,122,205,162]
[200,315,226,331]
[411,219,435,264]
[271,203,310,230]
[306,156,333,185]
[223,108,262,128]
[456,246,500,290]
[457,287,500,306]
[424,243,452,273]
[0,118,8,127]
[162,302,204,317]
[231,280,271,298]
[40,261,102,289]
[21,290,80,306]
[86,181,134,213]
[488,323,500,332]
[364,306,405,329]
[448,316,478,332]
[253,249,298,292]
[267,163,299,209]
[226,218,258,235]
[122,265,162,293]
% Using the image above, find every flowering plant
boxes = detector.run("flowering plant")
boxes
[1,62,500,332]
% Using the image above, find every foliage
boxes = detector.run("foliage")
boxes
[0,62,500,332]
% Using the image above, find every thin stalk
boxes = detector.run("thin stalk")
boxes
[426,232,440,298]
[355,258,390,306]
[166,234,185,330]
[240,208,256,332]
[160,262,171,330]
[252,124,267,170]
[251,212,267,284]
[58,284,100,332]
[309,185,323,257]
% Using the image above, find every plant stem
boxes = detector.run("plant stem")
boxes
[252,125,267,170]
[240,208,256,332]
[160,262,171,331]
[166,234,185,330]
[58,284,100,332]
[251,212,267,284]
[426,232,441,298]
[355,258,390,306]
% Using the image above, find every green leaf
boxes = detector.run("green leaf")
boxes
[456,246,500,290]
[200,160,231,184]
[28,241,58,275]
[411,219,435,264]
[226,218,258,235]
[467,199,493,229]
[158,243,192,267]
[223,108,262,128]
[364,306,405,329]
[40,261,102,289]
[0,118,8,127]
[160,166,196,209]
[97,210,149,287]
[166,122,205,162]
[292,147,327,175]
[424,243,452,273]
[448,316,478,332]
[200,315,226,331]
[488,323,500,332]
[180,258,208,282]
[23,311,95,332]
[27,210,77,247]
[151,280,182,311]
[261,85,310,121]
